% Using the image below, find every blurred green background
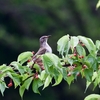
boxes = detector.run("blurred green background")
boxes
[0,0,100,100]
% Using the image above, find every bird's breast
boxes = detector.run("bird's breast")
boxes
[45,44,52,53]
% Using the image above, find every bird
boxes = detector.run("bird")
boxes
[32,35,52,69]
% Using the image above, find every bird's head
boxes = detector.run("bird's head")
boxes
[39,35,51,44]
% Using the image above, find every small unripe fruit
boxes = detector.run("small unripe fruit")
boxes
[82,65,87,69]
[70,56,72,58]
[27,60,31,62]
[67,72,71,77]
[74,64,77,67]
[79,56,82,59]
[81,43,85,47]
[78,55,84,59]
[77,72,80,76]
[32,51,35,54]
[8,79,13,88]
[68,66,75,71]
[8,82,13,87]
[73,53,77,56]
[81,55,84,58]
[34,73,39,79]
[68,66,73,71]
[35,75,38,79]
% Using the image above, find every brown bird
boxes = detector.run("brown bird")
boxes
[32,35,52,69]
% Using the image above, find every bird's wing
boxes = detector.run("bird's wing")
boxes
[33,47,46,59]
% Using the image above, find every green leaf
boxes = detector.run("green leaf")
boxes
[43,75,52,89]
[93,78,98,90]
[39,70,47,81]
[85,72,97,93]
[19,77,33,98]
[23,66,32,74]
[86,55,95,65]
[53,73,63,86]
[10,61,25,74]
[92,70,100,90]
[0,81,7,96]
[97,57,100,63]
[24,77,33,90]
[84,69,93,82]
[42,54,53,73]
[3,67,13,73]
[21,74,29,81]
[84,94,100,100]
[32,79,43,94]
[62,67,67,78]
[96,70,100,84]
[96,40,100,50]
[66,75,74,86]
[96,0,100,9]
[86,54,97,70]
[76,44,86,56]
[63,67,75,85]
[42,53,62,74]
[0,64,7,70]
[78,36,96,55]
[92,60,98,70]
[67,57,74,65]
[34,64,41,72]
[0,64,13,73]
[73,66,82,77]
[0,73,6,79]
[62,67,67,80]
[7,72,22,88]
[19,85,25,98]
[17,51,33,64]
[57,35,70,56]
[70,36,79,51]
[0,65,14,79]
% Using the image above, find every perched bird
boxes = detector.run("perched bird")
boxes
[33,35,52,58]
[32,35,52,69]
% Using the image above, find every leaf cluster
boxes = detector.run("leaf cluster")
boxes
[0,35,100,99]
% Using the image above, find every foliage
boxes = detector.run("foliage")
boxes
[0,35,100,100]
[96,0,100,9]
[84,94,100,100]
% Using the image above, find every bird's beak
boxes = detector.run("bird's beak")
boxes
[46,35,51,38]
